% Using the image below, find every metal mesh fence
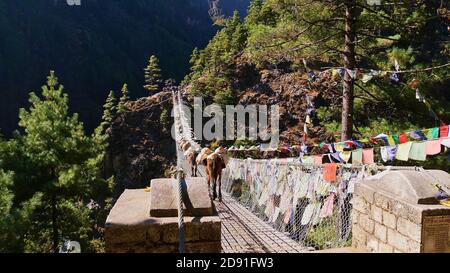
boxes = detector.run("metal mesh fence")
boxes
[222,158,378,251]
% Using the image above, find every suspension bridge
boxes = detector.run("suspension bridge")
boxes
[169,88,445,254]
[172,90,309,253]
[105,88,449,254]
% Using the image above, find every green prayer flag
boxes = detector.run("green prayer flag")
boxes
[409,141,427,161]
[426,127,439,140]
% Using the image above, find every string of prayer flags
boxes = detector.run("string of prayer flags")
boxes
[228,124,449,165]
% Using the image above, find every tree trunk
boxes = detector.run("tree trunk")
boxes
[51,193,58,253]
[341,0,357,141]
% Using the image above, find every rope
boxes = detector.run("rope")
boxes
[175,169,186,253]
[320,62,450,74]
[172,88,186,253]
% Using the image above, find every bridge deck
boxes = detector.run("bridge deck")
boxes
[216,195,306,253]
[180,151,305,253]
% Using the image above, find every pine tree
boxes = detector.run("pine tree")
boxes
[144,55,162,94]
[100,91,117,133]
[231,23,248,53]
[10,71,110,253]
[0,168,14,251]
[117,84,129,114]
[245,0,263,25]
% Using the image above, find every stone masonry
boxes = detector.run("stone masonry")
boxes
[352,170,450,253]
[105,189,222,253]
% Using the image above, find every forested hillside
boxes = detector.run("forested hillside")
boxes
[0,0,449,254]
[183,0,449,142]
[0,0,250,135]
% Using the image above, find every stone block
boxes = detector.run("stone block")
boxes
[147,244,178,253]
[147,225,162,243]
[353,195,370,214]
[371,205,383,223]
[200,218,222,241]
[360,214,375,234]
[382,210,397,229]
[162,222,179,244]
[397,217,421,243]
[105,226,147,245]
[351,225,367,250]
[374,223,387,243]
[387,229,411,253]
[356,183,375,203]
[378,242,394,253]
[185,241,222,253]
[374,192,394,212]
[185,222,200,242]
[150,178,214,217]
[366,236,379,252]
[391,201,422,225]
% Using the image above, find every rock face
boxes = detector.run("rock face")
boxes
[235,64,340,145]
[105,92,175,195]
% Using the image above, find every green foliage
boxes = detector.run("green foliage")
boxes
[0,169,14,252]
[96,90,117,139]
[246,0,277,26]
[117,83,130,114]
[159,108,170,132]
[213,87,236,105]
[245,0,263,25]
[233,137,257,147]
[144,55,163,93]
[0,71,112,252]
[184,0,449,150]
[0,0,252,135]
[183,10,248,105]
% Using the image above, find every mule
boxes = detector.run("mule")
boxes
[205,152,226,201]
[196,147,212,167]
[185,148,200,177]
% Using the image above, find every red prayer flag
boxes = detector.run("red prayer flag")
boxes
[399,133,408,144]
[440,125,449,138]
[323,163,338,183]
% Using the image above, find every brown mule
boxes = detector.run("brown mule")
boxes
[186,149,199,177]
[206,153,226,201]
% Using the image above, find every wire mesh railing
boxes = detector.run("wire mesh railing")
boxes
[221,158,381,250]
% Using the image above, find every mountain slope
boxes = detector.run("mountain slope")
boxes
[0,0,250,135]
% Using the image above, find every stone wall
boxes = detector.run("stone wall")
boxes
[105,189,222,253]
[352,182,423,253]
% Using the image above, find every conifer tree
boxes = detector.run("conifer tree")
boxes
[245,0,263,25]
[144,55,162,94]
[0,168,13,250]
[117,84,129,114]
[100,91,117,133]
[11,71,109,253]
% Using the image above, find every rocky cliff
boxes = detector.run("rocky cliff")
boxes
[105,91,175,195]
